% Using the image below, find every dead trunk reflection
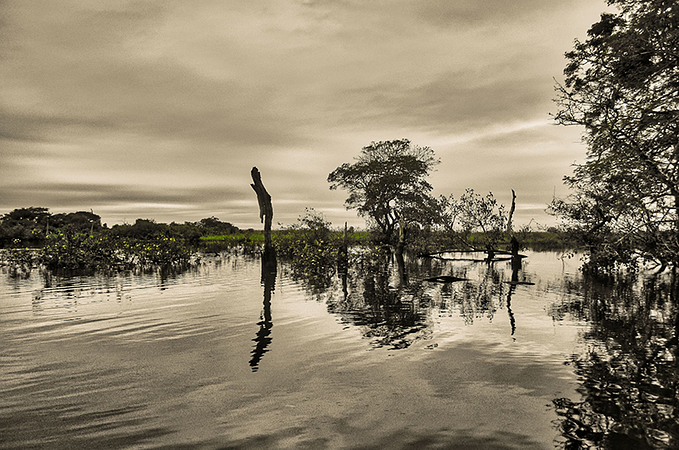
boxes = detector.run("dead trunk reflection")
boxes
[506,256,521,337]
[249,249,277,372]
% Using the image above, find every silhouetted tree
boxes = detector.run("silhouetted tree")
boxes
[328,139,442,250]
[552,0,679,270]
[111,219,167,239]
[51,211,102,234]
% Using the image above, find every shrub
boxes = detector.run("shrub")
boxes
[39,230,195,273]
[274,209,342,288]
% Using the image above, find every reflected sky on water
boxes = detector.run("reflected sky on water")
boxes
[1,250,676,449]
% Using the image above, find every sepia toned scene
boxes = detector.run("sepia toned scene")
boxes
[2,1,678,449]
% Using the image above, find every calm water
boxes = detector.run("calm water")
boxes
[1,250,677,449]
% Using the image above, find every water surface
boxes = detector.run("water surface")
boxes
[1,250,676,449]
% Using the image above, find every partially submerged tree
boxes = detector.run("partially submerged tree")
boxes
[448,189,508,258]
[552,0,679,271]
[275,208,339,289]
[452,189,507,235]
[250,167,274,254]
[328,139,441,250]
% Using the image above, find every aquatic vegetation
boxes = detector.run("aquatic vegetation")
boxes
[274,210,342,289]
[0,247,37,277]
[38,231,194,273]
[199,233,264,254]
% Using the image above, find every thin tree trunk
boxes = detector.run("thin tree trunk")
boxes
[338,222,348,276]
[396,218,406,257]
[507,189,516,233]
[250,167,274,252]
[675,194,679,267]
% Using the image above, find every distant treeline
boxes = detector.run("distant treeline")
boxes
[0,207,241,247]
[1,206,572,252]
[1,206,575,276]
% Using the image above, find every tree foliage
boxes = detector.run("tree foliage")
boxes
[448,189,508,253]
[450,189,507,235]
[552,0,679,270]
[198,217,239,235]
[274,208,340,289]
[0,207,242,248]
[0,207,102,246]
[327,139,441,244]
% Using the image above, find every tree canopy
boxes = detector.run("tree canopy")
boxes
[552,0,679,270]
[0,207,102,245]
[327,139,441,244]
[0,207,242,247]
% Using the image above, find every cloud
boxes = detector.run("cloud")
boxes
[336,69,551,136]
[1,182,240,209]
[0,109,118,143]
[415,0,553,28]
[0,2,306,149]
[0,0,607,228]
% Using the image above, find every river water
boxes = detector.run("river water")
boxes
[1,250,677,449]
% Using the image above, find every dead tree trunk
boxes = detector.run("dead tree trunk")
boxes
[250,167,274,253]
[507,189,516,233]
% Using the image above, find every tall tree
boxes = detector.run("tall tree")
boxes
[328,139,441,247]
[552,0,679,270]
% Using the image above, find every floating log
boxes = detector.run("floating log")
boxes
[425,254,526,263]
[426,256,488,262]
[425,249,482,255]
[424,275,468,283]
[424,249,525,257]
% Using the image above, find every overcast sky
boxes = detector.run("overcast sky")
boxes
[1,0,608,229]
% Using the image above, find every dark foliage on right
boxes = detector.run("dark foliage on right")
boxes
[551,0,679,272]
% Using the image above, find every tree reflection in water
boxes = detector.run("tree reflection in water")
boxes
[550,274,679,449]
[275,249,679,446]
[289,248,523,349]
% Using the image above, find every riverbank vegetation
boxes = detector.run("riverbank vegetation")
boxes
[0,208,237,275]
[0,202,570,278]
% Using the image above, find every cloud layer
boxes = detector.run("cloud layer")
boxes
[1,0,607,228]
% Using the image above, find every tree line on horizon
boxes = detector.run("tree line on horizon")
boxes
[0,206,240,247]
